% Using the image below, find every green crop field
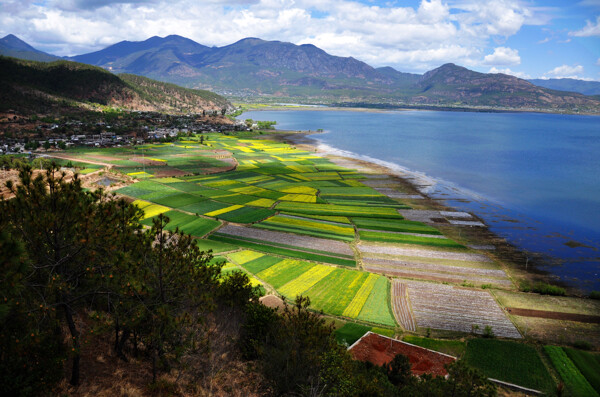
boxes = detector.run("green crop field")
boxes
[354,277,396,326]
[209,234,356,267]
[335,323,372,345]
[275,202,404,218]
[352,217,441,235]
[140,210,220,237]
[464,339,555,393]
[235,256,395,327]
[402,335,465,357]
[563,348,600,393]
[195,239,238,253]
[254,215,355,241]
[358,230,464,248]
[255,259,316,289]
[545,346,599,397]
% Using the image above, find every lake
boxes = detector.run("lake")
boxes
[241,109,600,292]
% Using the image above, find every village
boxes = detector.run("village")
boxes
[0,109,246,154]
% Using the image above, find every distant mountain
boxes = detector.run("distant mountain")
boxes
[67,35,600,113]
[0,56,232,115]
[0,34,60,62]
[4,34,600,113]
[405,63,600,112]
[70,35,406,95]
[528,78,600,96]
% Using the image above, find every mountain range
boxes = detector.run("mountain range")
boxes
[2,34,600,113]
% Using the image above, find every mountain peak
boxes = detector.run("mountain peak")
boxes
[1,34,37,51]
[230,37,268,46]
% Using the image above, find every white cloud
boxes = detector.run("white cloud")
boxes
[489,67,530,79]
[0,0,543,72]
[543,64,585,79]
[482,47,521,66]
[570,15,600,36]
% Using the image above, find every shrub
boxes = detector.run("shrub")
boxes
[589,291,600,300]
[572,341,593,351]
[520,281,566,296]
[483,325,495,338]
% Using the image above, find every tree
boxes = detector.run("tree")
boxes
[383,354,413,387]
[1,165,142,385]
[131,214,221,382]
[0,230,65,396]
[255,296,342,395]
[442,360,497,397]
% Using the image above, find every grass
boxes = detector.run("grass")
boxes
[463,339,555,393]
[564,347,600,393]
[195,239,238,253]
[402,335,465,357]
[492,290,600,316]
[545,346,598,397]
[335,323,371,346]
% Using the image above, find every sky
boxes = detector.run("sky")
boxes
[1,0,599,80]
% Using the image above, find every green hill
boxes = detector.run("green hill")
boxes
[0,56,232,115]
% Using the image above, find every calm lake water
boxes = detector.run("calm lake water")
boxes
[241,109,600,292]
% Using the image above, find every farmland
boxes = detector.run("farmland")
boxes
[464,339,555,393]
[544,346,599,397]
[60,132,527,336]
[403,280,522,338]
[228,250,396,326]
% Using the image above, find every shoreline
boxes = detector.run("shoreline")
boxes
[264,130,579,295]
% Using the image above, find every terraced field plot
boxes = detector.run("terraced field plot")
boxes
[352,217,440,235]
[211,224,356,266]
[391,281,417,331]
[544,346,599,397]
[276,202,405,218]
[364,257,511,287]
[141,209,221,237]
[404,280,521,338]
[233,254,396,327]
[254,214,355,241]
[358,230,464,248]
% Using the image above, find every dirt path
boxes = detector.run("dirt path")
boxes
[46,154,113,168]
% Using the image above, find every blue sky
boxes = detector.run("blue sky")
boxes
[1,0,599,80]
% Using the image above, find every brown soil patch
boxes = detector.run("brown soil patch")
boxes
[506,307,600,324]
[87,155,122,162]
[259,295,285,311]
[129,156,167,166]
[349,332,455,377]
[153,167,190,178]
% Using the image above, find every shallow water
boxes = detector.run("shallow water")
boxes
[242,109,600,291]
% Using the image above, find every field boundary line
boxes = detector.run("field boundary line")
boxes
[488,378,543,395]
